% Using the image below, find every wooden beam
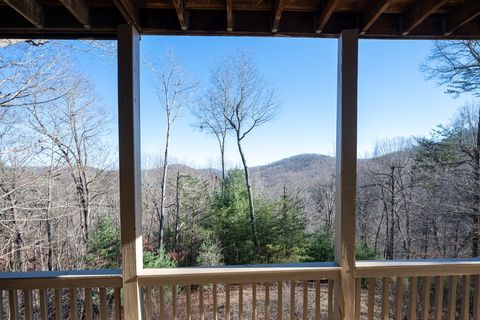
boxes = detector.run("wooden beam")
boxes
[316,0,341,33]
[360,0,393,35]
[113,0,140,30]
[58,0,90,28]
[335,29,358,320]
[445,0,480,36]
[402,0,448,36]
[272,0,287,33]
[172,0,188,31]
[226,0,233,31]
[117,24,143,320]
[3,0,42,28]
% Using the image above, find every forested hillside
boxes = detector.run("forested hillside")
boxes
[1,39,480,273]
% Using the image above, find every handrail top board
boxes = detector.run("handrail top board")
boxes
[0,268,121,279]
[356,258,480,278]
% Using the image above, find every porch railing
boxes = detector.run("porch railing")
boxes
[0,269,122,319]
[138,262,340,320]
[355,259,480,320]
[1,259,480,319]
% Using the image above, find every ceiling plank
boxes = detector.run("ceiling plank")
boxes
[58,0,90,28]
[172,0,187,31]
[445,0,480,36]
[112,0,140,30]
[272,0,287,33]
[402,0,448,36]
[226,0,233,31]
[360,0,393,35]
[3,0,43,28]
[316,0,341,34]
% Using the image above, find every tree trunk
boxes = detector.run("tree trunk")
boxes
[159,124,171,249]
[236,137,259,251]
[472,109,480,257]
[174,171,181,253]
[388,166,395,260]
[46,165,54,271]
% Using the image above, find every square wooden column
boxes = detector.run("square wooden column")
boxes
[118,24,143,319]
[335,29,359,320]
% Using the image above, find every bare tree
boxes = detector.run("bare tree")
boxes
[210,51,281,251]
[423,40,480,256]
[28,79,112,246]
[147,52,197,248]
[192,95,231,192]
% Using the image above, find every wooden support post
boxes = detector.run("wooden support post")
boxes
[118,24,143,320]
[335,28,359,320]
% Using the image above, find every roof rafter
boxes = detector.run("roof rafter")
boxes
[112,0,140,30]
[360,0,394,35]
[272,0,287,33]
[3,0,43,28]
[402,0,448,36]
[58,0,90,28]
[316,0,341,34]
[226,0,233,32]
[445,0,480,36]
[172,0,188,31]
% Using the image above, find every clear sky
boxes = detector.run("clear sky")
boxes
[75,37,474,168]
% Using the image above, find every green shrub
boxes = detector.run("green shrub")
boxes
[144,247,176,268]
[87,214,120,268]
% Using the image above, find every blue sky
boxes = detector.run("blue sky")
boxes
[75,37,474,168]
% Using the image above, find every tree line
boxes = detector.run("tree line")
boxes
[0,39,479,273]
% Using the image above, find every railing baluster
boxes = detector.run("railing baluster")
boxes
[225,284,230,320]
[422,277,432,320]
[316,280,321,320]
[447,276,458,320]
[355,278,361,320]
[381,277,391,320]
[99,287,107,320]
[213,284,218,320]
[158,286,165,320]
[239,284,243,320]
[368,278,376,320]
[408,277,418,320]
[266,282,271,320]
[55,288,63,320]
[475,275,480,320]
[186,285,191,320]
[8,290,18,319]
[114,288,121,320]
[434,276,445,320]
[70,288,78,320]
[253,283,257,320]
[328,279,333,320]
[302,281,307,320]
[278,281,283,320]
[85,288,93,320]
[39,289,48,320]
[0,290,3,320]
[144,287,152,320]
[395,277,404,320]
[172,285,177,320]
[290,281,295,320]
[199,284,204,320]
[461,275,471,320]
[23,289,32,320]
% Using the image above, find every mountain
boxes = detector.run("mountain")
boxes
[250,154,335,196]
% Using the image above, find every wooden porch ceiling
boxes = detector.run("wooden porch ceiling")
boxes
[0,0,479,39]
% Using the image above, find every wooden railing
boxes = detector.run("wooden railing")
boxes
[1,259,480,319]
[0,269,122,319]
[355,259,480,320]
[137,262,340,320]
